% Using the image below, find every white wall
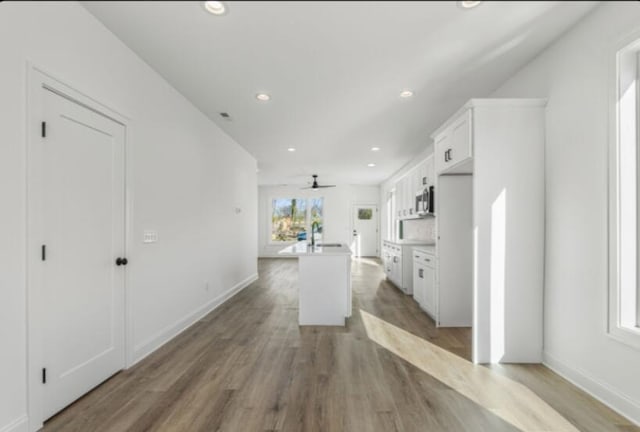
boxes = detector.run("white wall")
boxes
[259,185,379,257]
[492,2,640,423]
[0,2,257,431]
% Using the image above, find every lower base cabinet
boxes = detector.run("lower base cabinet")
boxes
[413,249,436,320]
[382,240,418,295]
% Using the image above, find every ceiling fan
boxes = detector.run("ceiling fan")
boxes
[301,174,336,190]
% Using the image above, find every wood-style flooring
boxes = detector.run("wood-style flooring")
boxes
[45,258,639,432]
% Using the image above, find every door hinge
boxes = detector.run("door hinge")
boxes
[41,245,46,261]
[42,368,47,384]
[41,121,46,138]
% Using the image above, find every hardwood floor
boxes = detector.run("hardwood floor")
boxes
[45,258,638,432]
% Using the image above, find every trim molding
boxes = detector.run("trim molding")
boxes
[543,351,640,426]
[132,273,258,365]
[0,416,28,432]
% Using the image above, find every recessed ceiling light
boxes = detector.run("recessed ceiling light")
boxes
[203,1,227,15]
[371,147,381,152]
[367,163,376,167]
[256,93,271,102]
[400,90,414,98]
[287,147,296,152]
[458,1,482,9]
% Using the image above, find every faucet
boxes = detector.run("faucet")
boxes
[311,221,320,247]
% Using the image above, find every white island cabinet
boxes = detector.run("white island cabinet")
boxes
[279,242,352,326]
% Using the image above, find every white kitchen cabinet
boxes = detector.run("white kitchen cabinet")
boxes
[382,243,393,279]
[396,177,407,219]
[434,129,451,175]
[423,265,435,316]
[420,156,434,189]
[398,162,431,220]
[413,248,436,319]
[434,110,473,175]
[384,240,430,295]
[412,262,425,306]
[450,111,472,165]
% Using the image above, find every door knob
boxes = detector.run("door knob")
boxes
[116,257,128,266]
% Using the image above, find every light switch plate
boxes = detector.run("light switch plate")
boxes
[143,230,158,243]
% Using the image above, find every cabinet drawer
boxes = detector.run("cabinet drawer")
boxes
[413,250,435,265]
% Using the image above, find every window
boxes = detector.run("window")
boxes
[358,208,373,220]
[610,38,640,348]
[271,197,324,242]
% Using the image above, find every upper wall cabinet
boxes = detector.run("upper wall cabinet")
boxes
[393,155,435,221]
[415,156,434,189]
[434,110,473,175]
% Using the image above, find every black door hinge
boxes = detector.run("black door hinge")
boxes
[41,121,46,138]
[41,245,46,261]
[42,368,47,384]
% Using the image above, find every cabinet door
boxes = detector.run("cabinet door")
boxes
[408,169,418,217]
[413,262,424,305]
[425,156,435,188]
[449,111,472,166]
[393,254,402,287]
[423,265,436,316]
[417,159,428,188]
[434,130,451,175]
[401,177,409,218]
[394,182,402,220]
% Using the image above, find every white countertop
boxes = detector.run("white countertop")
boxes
[384,239,435,247]
[278,241,352,256]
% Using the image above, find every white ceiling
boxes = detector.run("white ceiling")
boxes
[83,1,598,186]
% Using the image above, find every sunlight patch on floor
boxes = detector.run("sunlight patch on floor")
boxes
[351,257,380,267]
[360,309,579,432]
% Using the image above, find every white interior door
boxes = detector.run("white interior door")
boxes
[352,205,378,257]
[41,88,126,419]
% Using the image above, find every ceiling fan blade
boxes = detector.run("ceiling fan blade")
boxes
[300,186,314,189]
[316,185,336,188]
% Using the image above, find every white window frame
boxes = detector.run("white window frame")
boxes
[609,34,640,350]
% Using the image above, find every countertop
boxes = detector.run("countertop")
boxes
[278,241,352,257]
[383,239,436,247]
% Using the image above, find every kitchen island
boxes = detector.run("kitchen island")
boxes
[278,242,352,326]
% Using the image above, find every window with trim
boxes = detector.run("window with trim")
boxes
[610,39,640,348]
[271,197,324,242]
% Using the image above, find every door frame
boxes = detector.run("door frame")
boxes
[350,202,380,258]
[26,63,133,431]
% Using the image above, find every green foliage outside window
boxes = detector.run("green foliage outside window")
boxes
[272,197,324,242]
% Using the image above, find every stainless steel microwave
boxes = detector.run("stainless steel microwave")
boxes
[415,185,435,216]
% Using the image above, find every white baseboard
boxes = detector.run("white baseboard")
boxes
[543,351,640,426]
[132,273,258,365]
[0,416,28,432]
